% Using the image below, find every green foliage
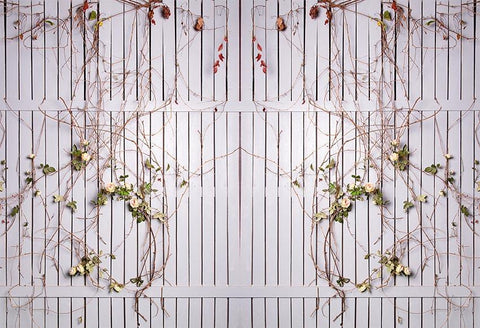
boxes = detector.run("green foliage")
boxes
[403,200,414,213]
[40,163,56,175]
[424,163,441,175]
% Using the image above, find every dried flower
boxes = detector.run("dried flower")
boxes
[161,5,171,19]
[309,5,320,19]
[194,17,204,31]
[276,17,287,31]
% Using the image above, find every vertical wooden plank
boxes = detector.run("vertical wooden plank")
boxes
[421,112,435,328]
[201,112,215,290]
[214,0,227,101]
[163,111,177,293]
[291,112,304,327]
[44,0,58,100]
[57,112,71,328]
[19,0,31,101]
[461,1,474,100]
[70,111,84,328]
[110,112,125,328]
[303,111,315,288]
[252,0,266,101]
[265,112,278,282]
[201,0,214,101]
[423,0,436,101]
[278,0,291,102]
[189,112,202,327]
[448,0,462,101]
[240,112,253,286]
[175,112,189,328]
[252,112,266,328]
[57,0,71,101]
[32,0,45,101]
[342,113,356,328]
[6,111,20,323]
[42,111,57,328]
[265,0,278,101]
[278,111,291,287]
[18,111,32,328]
[227,112,240,284]
[278,113,292,328]
[409,0,423,103]
[70,0,85,101]
[5,1,20,100]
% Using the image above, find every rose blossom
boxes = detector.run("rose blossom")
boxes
[129,197,140,209]
[340,197,351,209]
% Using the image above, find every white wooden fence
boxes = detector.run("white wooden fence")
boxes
[1,0,480,327]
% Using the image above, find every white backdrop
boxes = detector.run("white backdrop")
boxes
[1,0,480,327]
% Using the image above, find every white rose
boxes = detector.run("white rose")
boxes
[403,266,411,276]
[104,182,116,193]
[124,182,133,191]
[348,183,356,190]
[129,197,140,209]
[340,197,351,209]
[389,152,399,162]
[391,140,399,147]
[81,152,91,162]
[68,266,77,276]
[364,182,376,193]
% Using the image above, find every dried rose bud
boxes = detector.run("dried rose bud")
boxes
[309,5,320,19]
[276,17,286,31]
[161,5,171,19]
[194,17,204,31]
[148,9,155,25]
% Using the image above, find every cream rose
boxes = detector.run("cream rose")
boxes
[129,197,140,209]
[389,152,399,162]
[364,182,376,193]
[81,152,91,162]
[403,266,411,276]
[104,182,116,193]
[340,197,351,209]
[391,140,399,147]
[69,266,77,276]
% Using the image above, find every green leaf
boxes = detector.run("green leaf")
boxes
[145,159,154,169]
[45,20,55,26]
[426,19,436,26]
[292,180,301,188]
[88,10,97,21]
[424,164,441,175]
[403,200,414,213]
[67,201,77,212]
[10,205,19,217]
[417,194,427,203]
[383,10,392,21]
[180,180,188,188]
[461,205,471,217]
[40,164,56,175]
[53,194,64,203]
